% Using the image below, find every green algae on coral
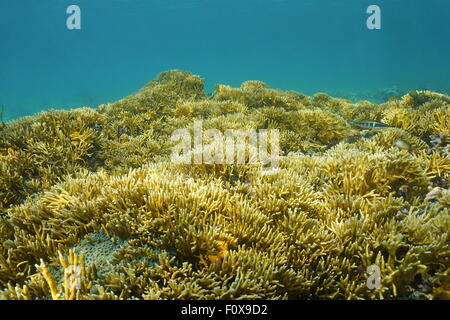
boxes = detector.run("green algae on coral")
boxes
[0,70,449,300]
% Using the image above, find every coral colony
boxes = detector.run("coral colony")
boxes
[0,70,449,299]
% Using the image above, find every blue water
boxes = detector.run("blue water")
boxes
[1,0,450,121]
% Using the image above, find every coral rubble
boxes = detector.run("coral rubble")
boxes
[0,70,448,300]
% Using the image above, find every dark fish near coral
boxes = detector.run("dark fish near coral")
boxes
[348,120,389,129]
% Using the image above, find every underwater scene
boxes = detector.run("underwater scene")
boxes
[0,0,449,301]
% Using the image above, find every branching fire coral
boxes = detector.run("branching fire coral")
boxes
[0,70,448,300]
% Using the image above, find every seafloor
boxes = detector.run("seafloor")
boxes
[0,70,448,300]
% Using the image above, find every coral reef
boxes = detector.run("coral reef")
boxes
[0,70,448,300]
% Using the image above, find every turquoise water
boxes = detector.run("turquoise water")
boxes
[1,0,449,121]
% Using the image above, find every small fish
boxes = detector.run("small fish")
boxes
[349,120,389,129]
[395,139,412,151]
